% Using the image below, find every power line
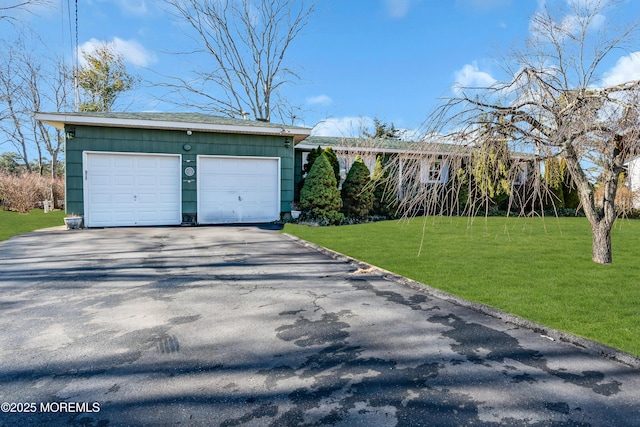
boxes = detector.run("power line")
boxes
[74,0,79,111]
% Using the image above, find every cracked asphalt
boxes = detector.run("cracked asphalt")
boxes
[1,225,639,426]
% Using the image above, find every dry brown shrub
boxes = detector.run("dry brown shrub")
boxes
[0,172,55,213]
[594,184,635,214]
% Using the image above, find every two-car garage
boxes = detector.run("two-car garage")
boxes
[83,152,281,227]
[34,112,312,228]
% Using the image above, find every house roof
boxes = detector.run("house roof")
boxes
[298,135,471,156]
[35,111,312,142]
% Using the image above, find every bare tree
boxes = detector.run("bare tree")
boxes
[0,40,34,172]
[0,0,51,21]
[0,33,71,177]
[164,0,315,122]
[406,0,640,264]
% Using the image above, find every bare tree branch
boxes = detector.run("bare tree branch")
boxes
[0,0,50,23]
[164,0,315,122]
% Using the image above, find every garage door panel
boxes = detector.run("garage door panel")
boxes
[137,211,159,222]
[88,155,111,168]
[112,157,135,168]
[90,193,112,204]
[157,176,179,186]
[85,153,181,227]
[112,175,134,186]
[198,156,280,224]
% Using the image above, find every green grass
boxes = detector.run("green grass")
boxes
[0,209,66,241]
[284,217,640,358]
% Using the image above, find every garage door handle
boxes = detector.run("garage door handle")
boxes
[238,196,242,201]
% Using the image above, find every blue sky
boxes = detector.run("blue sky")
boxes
[4,0,640,138]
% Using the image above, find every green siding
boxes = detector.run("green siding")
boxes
[294,150,304,201]
[65,125,294,221]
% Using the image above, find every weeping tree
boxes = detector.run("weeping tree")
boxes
[544,157,566,209]
[405,0,640,264]
[469,115,513,212]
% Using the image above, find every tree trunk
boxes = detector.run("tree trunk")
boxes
[591,222,613,264]
[563,145,618,264]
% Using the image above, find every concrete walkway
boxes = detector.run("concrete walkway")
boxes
[0,226,639,426]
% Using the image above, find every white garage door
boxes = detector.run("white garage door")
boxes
[84,152,181,227]
[198,156,280,224]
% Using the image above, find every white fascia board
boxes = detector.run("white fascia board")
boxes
[34,113,312,141]
[295,143,467,157]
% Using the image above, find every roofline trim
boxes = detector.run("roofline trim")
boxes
[34,113,312,141]
[296,143,534,160]
[295,143,467,156]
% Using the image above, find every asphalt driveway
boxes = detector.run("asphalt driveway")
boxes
[0,225,639,426]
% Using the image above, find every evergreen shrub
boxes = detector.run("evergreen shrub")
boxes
[341,156,374,220]
[371,155,398,218]
[299,153,344,225]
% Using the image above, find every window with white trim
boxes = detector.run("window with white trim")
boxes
[420,159,449,184]
[514,163,528,185]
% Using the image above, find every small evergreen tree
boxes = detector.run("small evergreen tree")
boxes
[303,146,340,185]
[341,156,374,220]
[300,153,344,224]
[371,155,398,218]
[365,117,401,139]
[303,146,324,176]
[323,147,341,185]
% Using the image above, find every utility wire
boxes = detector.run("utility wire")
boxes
[74,0,79,111]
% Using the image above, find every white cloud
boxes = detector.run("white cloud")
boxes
[311,116,423,141]
[79,37,157,68]
[382,0,416,18]
[602,52,640,86]
[397,128,424,141]
[531,0,606,39]
[307,95,333,106]
[114,0,149,16]
[311,116,375,137]
[453,61,497,93]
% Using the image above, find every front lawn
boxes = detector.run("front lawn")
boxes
[284,217,640,358]
[0,209,66,242]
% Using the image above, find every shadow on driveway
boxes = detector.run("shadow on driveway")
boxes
[0,226,639,426]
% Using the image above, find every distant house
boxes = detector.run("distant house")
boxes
[295,135,531,203]
[625,156,640,208]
